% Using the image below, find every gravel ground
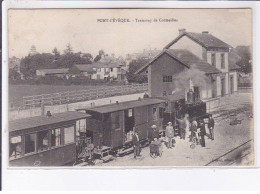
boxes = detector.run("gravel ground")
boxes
[97,92,254,167]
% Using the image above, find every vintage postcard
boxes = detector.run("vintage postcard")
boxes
[6,8,253,167]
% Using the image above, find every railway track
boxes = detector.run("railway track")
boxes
[205,139,253,166]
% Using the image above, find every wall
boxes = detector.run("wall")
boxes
[148,53,187,97]
[225,73,229,94]
[9,93,145,121]
[169,35,204,59]
[216,76,221,96]
[9,143,76,166]
[229,71,238,92]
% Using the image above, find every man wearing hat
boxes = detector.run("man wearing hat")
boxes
[208,114,215,140]
[149,125,160,143]
[166,122,174,148]
[132,127,141,158]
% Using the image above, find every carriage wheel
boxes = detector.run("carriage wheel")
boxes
[150,153,157,158]
[190,144,195,149]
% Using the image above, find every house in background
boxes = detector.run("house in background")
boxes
[136,29,240,101]
[69,54,126,81]
[69,64,96,78]
[36,68,69,77]
[70,64,126,81]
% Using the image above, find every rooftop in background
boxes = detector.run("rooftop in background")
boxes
[9,111,91,132]
[164,30,232,49]
[36,68,69,74]
[77,98,165,114]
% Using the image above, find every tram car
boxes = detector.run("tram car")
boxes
[9,111,91,166]
[77,98,165,155]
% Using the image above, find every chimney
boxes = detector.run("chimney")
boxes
[178,28,186,35]
[202,31,209,34]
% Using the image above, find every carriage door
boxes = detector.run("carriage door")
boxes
[111,111,124,148]
[230,76,234,94]
[124,109,135,137]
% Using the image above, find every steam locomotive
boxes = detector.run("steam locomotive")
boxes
[161,89,209,128]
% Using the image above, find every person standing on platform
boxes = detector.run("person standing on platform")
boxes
[199,121,206,147]
[166,122,174,148]
[208,114,215,140]
[184,114,190,140]
[190,120,198,144]
[132,127,141,158]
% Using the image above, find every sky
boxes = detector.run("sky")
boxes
[8,9,252,58]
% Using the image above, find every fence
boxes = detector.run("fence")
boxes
[22,83,148,109]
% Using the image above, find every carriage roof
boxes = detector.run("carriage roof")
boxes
[9,111,91,132]
[77,98,166,114]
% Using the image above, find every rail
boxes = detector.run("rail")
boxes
[21,83,148,109]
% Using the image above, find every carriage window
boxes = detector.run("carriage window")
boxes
[153,107,157,120]
[64,126,75,144]
[9,136,22,159]
[37,131,49,151]
[25,134,36,154]
[51,128,62,147]
[128,109,133,117]
[76,119,86,134]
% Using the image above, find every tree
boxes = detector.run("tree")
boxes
[52,47,60,61]
[94,49,105,62]
[234,46,252,74]
[81,53,93,62]
[20,53,55,78]
[55,52,92,69]
[126,58,149,83]
[63,43,73,54]
[9,68,20,80]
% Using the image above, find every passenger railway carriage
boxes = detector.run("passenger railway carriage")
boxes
[77,98,166,154]
[9,111,91,166]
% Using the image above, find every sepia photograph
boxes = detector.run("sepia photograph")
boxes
[7,8,253,167]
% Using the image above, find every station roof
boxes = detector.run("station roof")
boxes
[135,49,221,75]
[77,98,166,114]
[164,31,232,49]
[9,111,91,132]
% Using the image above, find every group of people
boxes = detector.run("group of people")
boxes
[131,114,215,158]
[164,114,215,149]
[174,113,215,147]
[132,124,161,158]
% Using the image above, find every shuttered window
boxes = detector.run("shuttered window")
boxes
[163,75,172,83]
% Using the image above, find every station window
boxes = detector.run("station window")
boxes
[153,107,158,120]
[51,128,62,147]
[9,136,22,159]
[211,53,216,66]
[163,75,172,83]
[37,130,49,151]
[64,126,75,144]
[25,134,36,154]
[221,53,225,69]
